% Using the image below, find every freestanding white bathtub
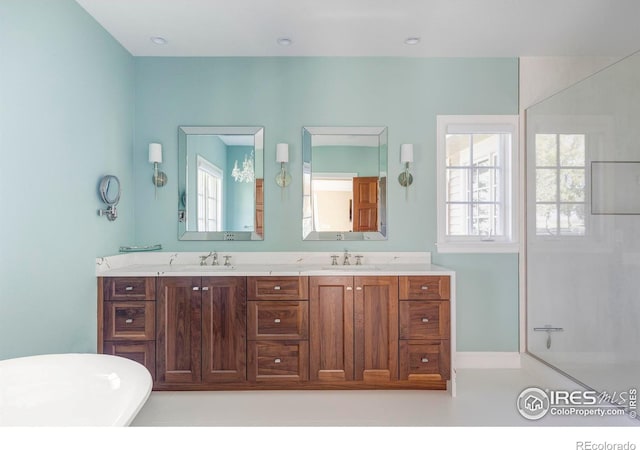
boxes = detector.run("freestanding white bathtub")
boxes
[0,353,152,426]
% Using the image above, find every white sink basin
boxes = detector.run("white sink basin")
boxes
[321,265,378,270]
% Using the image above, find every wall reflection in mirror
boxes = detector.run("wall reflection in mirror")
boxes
[302,127,387,240]
[178,126,264,240]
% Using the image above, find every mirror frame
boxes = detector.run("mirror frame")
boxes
[302,126,388,241]
[177,126,264,241]
[99,175,121,206]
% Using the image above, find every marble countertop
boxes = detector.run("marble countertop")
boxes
[95,251,455,277]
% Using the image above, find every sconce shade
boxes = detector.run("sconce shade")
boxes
[276,143,289,163]
[400,144,414,163]
[149,143,162,164]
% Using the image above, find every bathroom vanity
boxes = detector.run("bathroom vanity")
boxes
[97,252,455,392]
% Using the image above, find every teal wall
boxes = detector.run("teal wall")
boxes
[0,2,520,357]
[226,146,255,231]
[0,0,135,359]
[312,145,379,176]
[133,57,519,351]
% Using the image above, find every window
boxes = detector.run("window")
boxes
[436,115,519,253]
[197,156,223,232]
[534,134,586,236]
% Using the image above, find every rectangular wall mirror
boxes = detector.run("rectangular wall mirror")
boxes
[302,126,388,241]
[178,126,264,240]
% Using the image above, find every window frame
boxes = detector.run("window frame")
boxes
[436,115,519,253]
[196,155,223,232]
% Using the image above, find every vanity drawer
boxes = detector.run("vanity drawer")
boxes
[399,276,450,300]
[247,276,309,301]
[248,301,309,340]
[399,340,450,381]
[399,301,449,340]
[104,301,155,340]
[103,341,156,380]
[248,341,309,382]
[104,277,156,301]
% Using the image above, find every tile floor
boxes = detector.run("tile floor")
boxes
[131,364,637,427]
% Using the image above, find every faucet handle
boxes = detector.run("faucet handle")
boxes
[355,255,363,266]
[223,255,232,267]
[330,255,339,266]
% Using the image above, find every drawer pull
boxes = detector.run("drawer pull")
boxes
[421,286,429,291]
[421,357,429,363]
[125,286,134,291]
[274,358,281,364]
[421,317,429,323]
[356,287,362,291]
[125,318,134,324]
[346,287,353,291]
[274,318,281,324]
[274,286,281,290]
[202,287,209,291]
[192,287,200,291]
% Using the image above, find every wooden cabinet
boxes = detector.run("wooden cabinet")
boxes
[309,276,354,381]
[156,276,246,386]
[310,276,398,383]
[100,277,157,379]
[247,276,309,382]
[99,273,451,391]
[398,276,450,383]
[354,276,399,382]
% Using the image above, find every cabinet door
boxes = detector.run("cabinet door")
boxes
[309,277,354,381]
[156,277,202,384]
[354,276,399,382]
[104,341,156,380]
[201,277,247,383]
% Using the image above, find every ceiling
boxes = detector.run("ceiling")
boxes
[75,0,640,57]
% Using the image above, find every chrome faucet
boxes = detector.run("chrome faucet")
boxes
[200,251,218,266]
[343,250,351,266]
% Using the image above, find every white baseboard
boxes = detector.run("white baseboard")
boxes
[455,352,522,369]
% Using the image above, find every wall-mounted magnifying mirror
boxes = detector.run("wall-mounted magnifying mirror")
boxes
[178,126,264,241]
[302,126,388,240]
[97,175,120,221]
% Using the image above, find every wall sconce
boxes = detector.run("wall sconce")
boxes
[398,144,414,198]
[275,143,291,188]
[149,142,167,199]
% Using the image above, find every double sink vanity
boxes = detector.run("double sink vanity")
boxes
[96,252,456,393]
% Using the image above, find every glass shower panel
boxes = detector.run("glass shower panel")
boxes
[526,51,640,401]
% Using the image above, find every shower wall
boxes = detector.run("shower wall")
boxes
[526,52,640,394]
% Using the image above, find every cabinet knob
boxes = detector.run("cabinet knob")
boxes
[421,357,429,363]
[421,317,429,323]
[346,287,353,291]
[274,318,281,324]
[274,286,281,290]
[421,286,429,291]
[356,287,362,291]
[274,358,281,364]
[125,318,133,324]
[125,286,133,291]
[201,287,209,291]
[192,287,200,291]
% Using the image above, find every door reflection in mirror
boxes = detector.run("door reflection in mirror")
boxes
[302,127,387,241]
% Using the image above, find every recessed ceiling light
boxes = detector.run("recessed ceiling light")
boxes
[404,37,421,45]
[150,36,167,45]
[277,38,293,46]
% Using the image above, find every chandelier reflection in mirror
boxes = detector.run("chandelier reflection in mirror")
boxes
[231,151,255,183]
